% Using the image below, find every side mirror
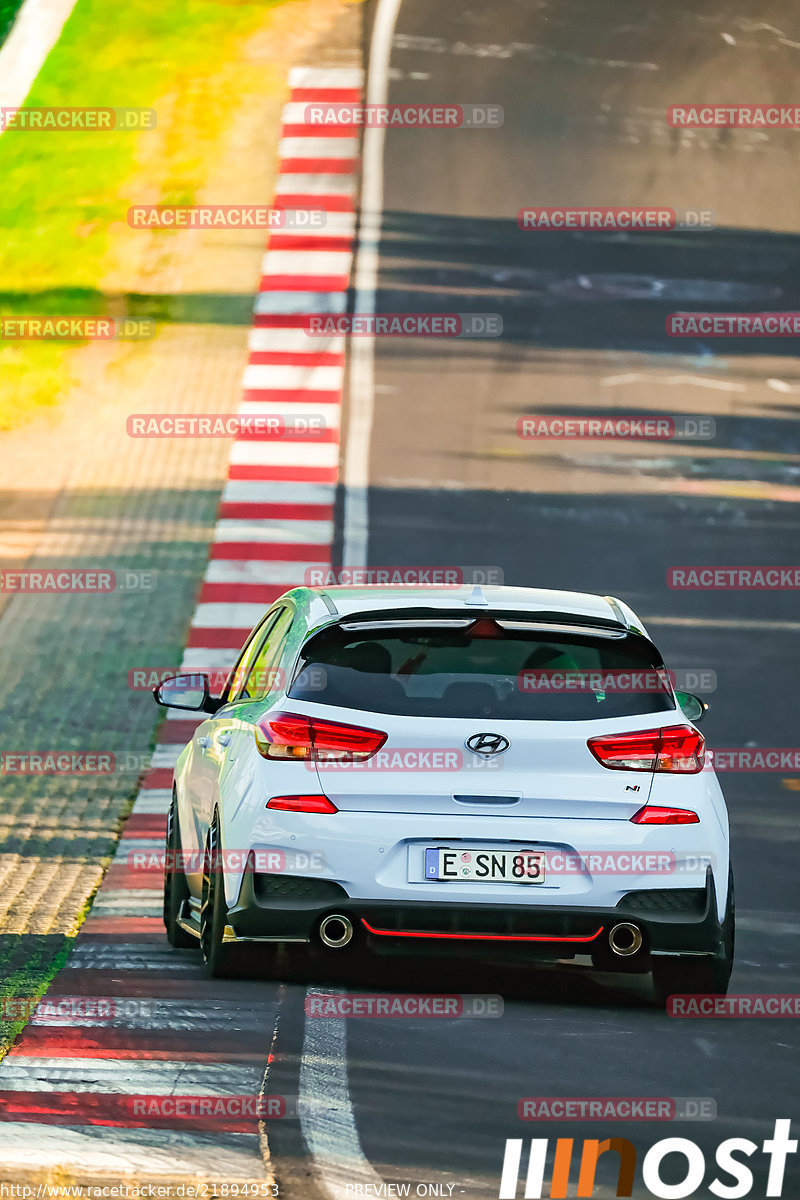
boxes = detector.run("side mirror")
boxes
[674,690,707,724]
[154,673,216,711]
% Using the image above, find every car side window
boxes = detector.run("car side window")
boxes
[225,609,284,703]
[239,608,295,702]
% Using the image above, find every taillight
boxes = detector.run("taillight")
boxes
[630,805,699,825]
[587,725,705,774]
[254,710,387,762]
[267,795,338,813]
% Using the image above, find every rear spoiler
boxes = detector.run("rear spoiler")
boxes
[331,607,635,639]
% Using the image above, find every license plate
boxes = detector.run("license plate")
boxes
[425,848,545,883]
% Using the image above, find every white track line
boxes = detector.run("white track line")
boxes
[279,136,359,158]
[289,67,363,88]
[254,291,347,316]
[222,480,336,504]
[213,518,334,543]
[239,401,342,428]
[261,250,353,275]
[181,649,240,672]
[299,991,385,1200]
[242,363,344,390]
[297,6,402,1200]
[274,173,356,196]
[150,745,181,767]
[92,887,162,902]
[248,328,345,354]
[0,0,79,134]
[282,101,356,127]
[192,603,285,628]
[148,744,188,762]
[90,899,163,916]
[273,211,357,239]
[203,560,329,583]
[111,841,163,861]
[341,0,402,569]
[131,791,173,814]
[229,442,340,468]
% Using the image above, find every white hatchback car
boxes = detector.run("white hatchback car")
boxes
[155,585,733,1002]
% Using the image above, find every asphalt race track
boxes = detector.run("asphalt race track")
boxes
[1,2,799,1198]
[270,3,800,1198]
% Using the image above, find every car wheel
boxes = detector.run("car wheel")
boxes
[652,868,735,1006]
[200,813,237,977]
[163,793,196,948]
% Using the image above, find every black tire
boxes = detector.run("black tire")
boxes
[163,793,196,948]
[652,869,735,1006]
[199,814,283,980]
[200,814,237,977]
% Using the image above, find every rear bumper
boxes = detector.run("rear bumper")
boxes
[228,867,724,958]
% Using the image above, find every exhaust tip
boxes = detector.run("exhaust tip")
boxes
[319,913,354,949]
[608,922,643,958]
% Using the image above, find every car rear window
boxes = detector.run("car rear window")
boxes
[287,618,676,720]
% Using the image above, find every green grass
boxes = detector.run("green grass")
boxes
[0,0,24,43]
[0,0,289,429]
[0,855,114,1057]
[0,934,77,1059]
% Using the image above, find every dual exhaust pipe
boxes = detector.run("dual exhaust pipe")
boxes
[608,921,643,957]
[319,914,642,957]
[318,913,354,949]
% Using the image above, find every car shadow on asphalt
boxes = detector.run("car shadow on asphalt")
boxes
[229,942,655,1010]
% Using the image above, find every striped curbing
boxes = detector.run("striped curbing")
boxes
[0,64,362,1182]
